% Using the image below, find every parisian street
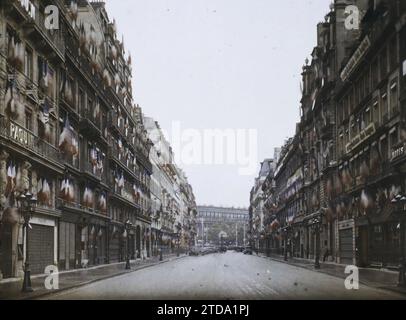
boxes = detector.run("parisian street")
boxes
[44,252,404,300]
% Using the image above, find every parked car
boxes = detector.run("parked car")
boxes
[202,246,220,255]
[190,246,219,256]
[189,246,202,256]
[243,247,253,255]
[219,246,227,253]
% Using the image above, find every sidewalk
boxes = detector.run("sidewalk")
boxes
[258,253,406,295]
[0,254,186,300]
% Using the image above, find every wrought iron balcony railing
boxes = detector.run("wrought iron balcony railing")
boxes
[0,116,60,163]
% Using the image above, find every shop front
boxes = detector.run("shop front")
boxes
[356,207,402,268]
[108,223,123,263]
[0,213,17,279]
[338,220,354,265]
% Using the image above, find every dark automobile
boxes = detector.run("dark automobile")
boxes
[243,247,253,255]
[189,246,202,256]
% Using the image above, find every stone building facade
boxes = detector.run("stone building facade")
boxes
[197,206,249,247]
[251,0,406,268]
[144,117,197,255]
[0,0,196,280]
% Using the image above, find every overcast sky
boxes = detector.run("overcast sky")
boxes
[105,0,331,208]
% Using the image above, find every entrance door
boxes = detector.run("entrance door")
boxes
[136,226,141,258]
[339,228,353,265]
[0,223,13,278]
[59,222,76,271]
[97,228,107,265]
[109,230,120,263]
[358,227,369,267]
[28,224,54,275]
[129,234,135,259]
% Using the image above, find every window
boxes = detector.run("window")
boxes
[390,127,399,150]
[355,79,360,106]
[25,110,32,131]
[372,99,379,124]
[48,66,56,100]
[49,123,55,145]
[380,136,388,161]
[372,59,379,88]
[79,89,85,111]
[87,98,92,117]
[390,80,398,114]
[381,91,388,121]
[363,107,371,129]
[364,68,370,95]
[24,48,33,81]
[339,132,344,156]
[380,47,388,80]
[372,225,384,246]
[389,36,398,71]
[349,89,354,113]
[359,76,365,102]
[343,96,349,120]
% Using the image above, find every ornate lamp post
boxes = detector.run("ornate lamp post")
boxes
[176,223,181,257]
[124,219,132,270]
[17,189,37,293]
[310,216,321,269]
[391,194,406,287]
[282,226,290,261]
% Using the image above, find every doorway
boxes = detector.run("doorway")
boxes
[0,223,13,278]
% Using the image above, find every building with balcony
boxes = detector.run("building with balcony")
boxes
[0,0,159,279]
[249,158,276,251]
[253,0,406,269]
[144,117,197,255]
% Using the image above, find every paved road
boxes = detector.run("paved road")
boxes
[45,252,405,300]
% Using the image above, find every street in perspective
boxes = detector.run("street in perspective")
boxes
[1,0,406,302]
[43,251,405,300]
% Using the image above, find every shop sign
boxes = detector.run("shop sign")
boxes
[392,144,405,161]
[346,123,375,154]
[9,122,34,147]
[341,36,371,81]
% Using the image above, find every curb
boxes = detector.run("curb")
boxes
[18,255,187,300]
[259,255,406,295]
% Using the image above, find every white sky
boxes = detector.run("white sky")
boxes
[105,0,331,208]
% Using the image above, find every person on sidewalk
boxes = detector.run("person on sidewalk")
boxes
[323,248,330,262]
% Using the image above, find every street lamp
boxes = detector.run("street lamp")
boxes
[310,217,321,269]
[124,219,132,270]
[391,194,406,287]
[282,226,290,261]
[176,223,181,257]
[17,189,37,293]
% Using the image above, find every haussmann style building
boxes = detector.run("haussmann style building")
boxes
[0,0,197,280]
